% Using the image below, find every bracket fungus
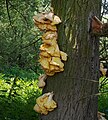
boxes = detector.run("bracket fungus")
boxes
[33,13,57,31]
[51,15,62,25]
[33,10,67,115]
[98,112,107,120]
[100,63,107,76]
[50,57,64,69]
[60,51,68,61]
[34,92,57,115]
[39,57,50,70]
[33,11,68,76]
[39,51,51,58]
[42,31,58,40]
[38,74,47,88]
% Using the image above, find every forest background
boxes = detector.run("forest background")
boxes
[0,0,108,120]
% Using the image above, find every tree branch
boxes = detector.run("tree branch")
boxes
[8,1,29,27]
[21,38,41,49]
[91,16,108,37]
[5,0,12,26]
[5,0,17,37]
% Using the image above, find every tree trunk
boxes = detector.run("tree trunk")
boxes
[40,0,101,120]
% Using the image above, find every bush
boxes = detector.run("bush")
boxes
[0,66,43,80]
[98,77,108,119]
[0,73,41,120]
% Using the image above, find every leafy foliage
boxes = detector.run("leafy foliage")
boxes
[0,0,50,72]
[0,65,43,80]
[0,73,41,120]
[98,77,108,119]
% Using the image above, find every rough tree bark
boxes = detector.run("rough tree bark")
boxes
[40,0,101,120]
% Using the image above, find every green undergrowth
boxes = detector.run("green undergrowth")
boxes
[0,73,41,120]
[98,77,108,119]
[0,66,41,80]
[0,71,108,119]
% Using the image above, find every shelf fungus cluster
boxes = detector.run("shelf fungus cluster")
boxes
[33,92,57,115]
[33,12,68,76]
[98,112,107,120]
[33,11,67,115]
[38,74,47,88]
